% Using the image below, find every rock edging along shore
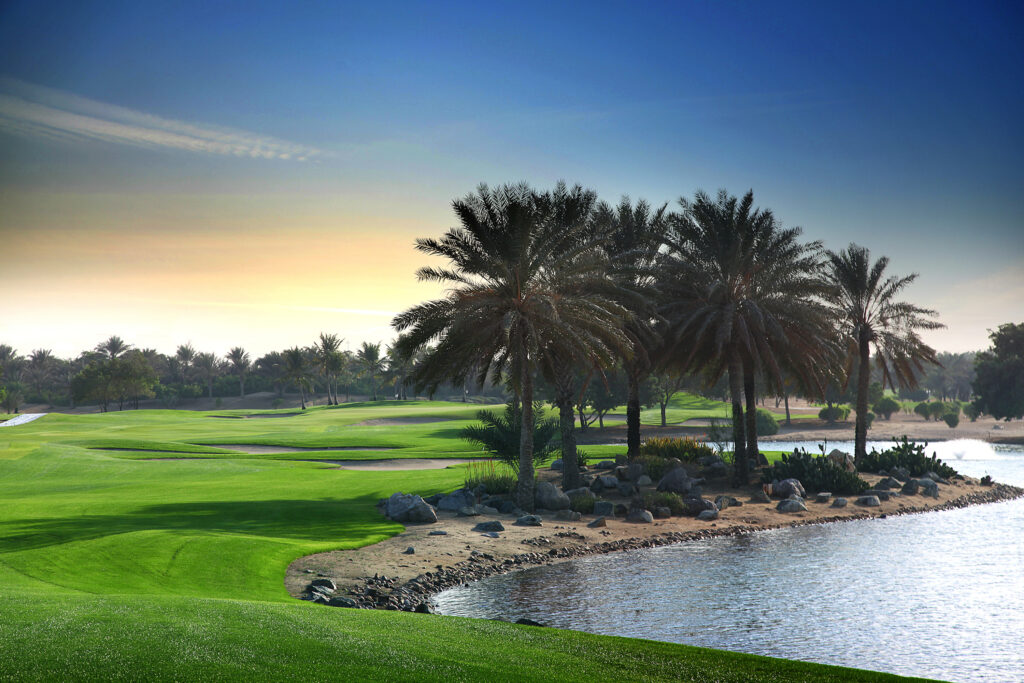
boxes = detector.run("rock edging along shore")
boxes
[299,482,1024,613]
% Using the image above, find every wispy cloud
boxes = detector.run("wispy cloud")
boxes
[0,78,323,160]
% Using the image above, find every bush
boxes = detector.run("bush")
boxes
[866,411,875,429]
[943,412,960,428]
[463,460,516,495]
[639,436,716,463]
[643,491,686,515]
[964,403,981,422]
[818,405,850,423]
[927,401,949,421]
[632,454,676,481]
[913,402,931,420]
[460,400,558,473]
[873,396,900,420]
[762,449,870,495]
[569,494,595,514]
[756,409,779,436]
[856,437,958,479]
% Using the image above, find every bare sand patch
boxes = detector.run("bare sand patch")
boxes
[308,458,489,471]
[355,417,456,427]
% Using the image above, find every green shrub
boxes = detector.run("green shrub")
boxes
[460,400,558,473]
[818,405,850,423]
[762,449,869,495]
[873,396,900,420]
[943,412,960,428]
[574,448,591,467]
[856,437,958,478]
[755,409,779,436]
[964,403,981,422]
[643,491,686,515]
[927,401,949,421]
[463,460,516,495]
[913,402,930,420]
[632,454,675,481]
[569,494,595,514]
[866,411,875,429]
[639,436,715,462]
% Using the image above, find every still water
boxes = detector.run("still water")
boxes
[433,440,1024,682]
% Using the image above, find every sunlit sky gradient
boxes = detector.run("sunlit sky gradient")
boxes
[1,1,1022,358]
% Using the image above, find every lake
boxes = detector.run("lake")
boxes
[433,440,1024,682]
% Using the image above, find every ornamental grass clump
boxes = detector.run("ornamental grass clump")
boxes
[631,454,675,481]
[856,437,958,478]
[643,491,687,515]
[463,460,516,495]
[639,436,715,462]
[763,449,869,495]
[570,494,595,514]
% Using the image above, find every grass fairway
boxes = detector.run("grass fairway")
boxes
[0,402,925,681]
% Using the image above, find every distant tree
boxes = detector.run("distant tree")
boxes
[256,351,287,397]
[357,342,386,401]
[283,347,312,409]
[95,336,131,359]
[26,349,56,403]
[972,323,1024,421]
[314,333,343,404]
[646,371,685,427]
[192,352,220,399]
[175,344,196,385]
[386,336,414,400]
[1,383,24,414]
[873,396,901,420]
[226,347,251,398]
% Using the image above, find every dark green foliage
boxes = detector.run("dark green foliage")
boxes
[763,449,869,495]
[570,494,595,514]
[643,491,687,515]
[963,403,981,422]
[632,455,675,481]
[926,401,949,420]
[818,405,850,423]
[972,322,1024,420]
[460,401,558,472]
[913,402,931,420]
[639,436,716,462]
[943,412,959,428]
[856,437,959,478]
[868,381,884,405]
[755,409,779,436]
[865,411,875,429]
[872,396,900,420]
[463,460,516,494]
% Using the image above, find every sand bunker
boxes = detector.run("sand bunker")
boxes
[0,413,47,427]
[310,458,488,470]
[209,413,303,419]
[354,416,456,427]
[200,444,396,454]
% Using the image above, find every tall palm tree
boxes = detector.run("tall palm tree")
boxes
[315,333,343,404]
[283,347,311,409]
[226,347,251,398]
[26,349,56,401]
[824,244,942,461]
[193,352,220,399]
[662,190,833,485]
[357,342,386,401]
[175,344,196,385]
[96,336,131,359]
[394,182,631,510]
[0,345,24,382]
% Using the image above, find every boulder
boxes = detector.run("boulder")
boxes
[714,495,740,511]
[549,459,563,471]
[554,509,582,522]
[515,514,543,527]
[534,482,571,510]
[916,479,940,498]
[310,578,336,591]
[614,466,631,481]
[617,482,636,497]
[429,530,448,536]
[613,503,629,517]
[855,495,881,507]
[697,454,723,467]
[925,471,950,485]
[437,489,476,512]
[697,509,719,521]
[875,477,902,490]
[403,547,415,554]
[595,460,617,470]
[591,475,619,492]
[516,618,545,627]
[749,489,772,504]
[625,508,654,523]
[815,492,832,504]
[901,480,920,495]
[472,520,505,533]
[653,506,672,519]
[327,596,358,608]
[826,449,856,473]
[593,500,614,517]
[831,497,848,508]
[386,493,438,524]
[499,500,518,514]
[862,489,891,502]
[636,475,653,487]
[587,516,607,528]
[705,462,730,479]
[475,504,500,515]
[564,487,595,500]
[657,468,701,496]
[626,462,647,481]
[457,506,480,517]
[772,478,806,499]
[683,497,717,516]
[891,466,912,482]
[482,531,500,538]
[777,498,807,513]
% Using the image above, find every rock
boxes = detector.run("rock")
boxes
[826,449,856,473]
[614,466,630,481]
[617,482,636,497]
[499,500,517,514]
[875,477,902,490]
[613,503,629,516]
[714,495,740,511]
[777,498,807,513]
[704,462,729,479]
[436,489,476,512]
[550,459,563,471]
[457,506,480,517]
[414,602,432,614]
[310,578,336,591]
[554,509,582,521]
[564,487,595,500]
[855,495,881,507]
[472,520,505,533]
[429,530,448,536]
[916,479,939,498]
[636,475,653,487]
[654,506,672,519]
[534,481,570,510]
[308,591,332,604]
[862,489,891,501]
[475,504,500,515]
[901,480,920,495]
[891,466,912,482]
[683,497,717,516]
[697,454,723,467]
[697,509,719,521]
[516,618,544,627]
[424,493,443,506]
[657,468,701,495]
[587,516,607,528]
[749,490,772,504]
[595,460,617,470]
[625,508,654,523]
[772,478,806,499]
[515,514,543,527]
[386,493,438,524]
[482,531,500,538]
[663,457,684,471]
[403,546,415,554]
[593,501,614,517]
[591,475,619,492]
[925,471,950,485]
[831,497,848,508]
[328,596,358,608]
[626,462,647,481]
[815,492,832,503]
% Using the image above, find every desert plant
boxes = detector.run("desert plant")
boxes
[873,396,900,420]
[639,436,716,462]
[763,449,870,495]
[569,494,595,514]
[755,409,779,436]
[643,491,687,515]
[856,437,958,478]
[460,401,559,473]
[463,460,517,495]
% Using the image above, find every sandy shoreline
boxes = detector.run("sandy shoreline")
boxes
[285,468,1024,612]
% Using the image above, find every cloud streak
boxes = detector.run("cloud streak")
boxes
[0,78,323,160]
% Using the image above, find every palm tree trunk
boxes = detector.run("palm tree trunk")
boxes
[207,380,213,399]
[727,347,748,487]
[855,332,871,463]
[660,400,667,426]
[517,357,536,512]
[743,359,759,467]
[784,392,791,426]
[558,394,580,491]
[626,363,641,459]
[239,376,245,398]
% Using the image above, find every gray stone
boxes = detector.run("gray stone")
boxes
[826,449,856,473]
[614,466,630,481]
[593,501,614,517]
[875,477,902,490]
[831,497,848,508]
[385,493,438,524]
[596,460,617,470]
[613,503,629,516]
[636,475,653,487]
[498,500,517,514]
[777,498,807,513]
[855,495,881,507]
[683,497,717,516]
[475,504,500,515]
[549,458,563,471]
[617,482,636,497]
[436,489,476,512]
[591,475,619,492]
[515,514,543,527]
[564,487,595,500]
[403,546,415,554]
[327,596,357,608]
[587,516,607,528]
[917,479,939,498]
[472,520,505,533]
[749,490,772,504]
[714,495,740,511]
[697,509,719,521]
[891,466,912,482]
[534,481,571,510]
[815,492,832,504]
[654,506,672,519]
[626,462,647,481]
[901,480,920,495]
[703,462,729,479]
[772,478,806,499]
[482,531,500,538]
[310,578,336,591]
[862,489,891,501]
[625,508,654,523]
[554,509,582,522]
[697,454,724,467]
[657,468,701,495]
[457,506,480,517]
[429,530,448,536]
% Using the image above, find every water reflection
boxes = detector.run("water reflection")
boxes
[433,441,1024,682]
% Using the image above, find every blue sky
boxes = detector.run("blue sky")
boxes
[0,0,1021,355]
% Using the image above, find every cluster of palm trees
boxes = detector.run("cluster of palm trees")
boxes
[394,183,942,510]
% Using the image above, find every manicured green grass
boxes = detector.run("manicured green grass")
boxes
[0,403,928,681]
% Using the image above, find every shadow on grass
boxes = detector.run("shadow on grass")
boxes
[0,495,395,552]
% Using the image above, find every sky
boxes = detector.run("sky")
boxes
[1,0,1022,359]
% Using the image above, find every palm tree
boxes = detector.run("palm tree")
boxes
[314,333,343,404]
[26,349,56,402]
[175,344,196,385]
[0,345,24,382]
[824,244,942,461]
[226,347,251,398]
[662,190,833,485]
[96,336,131,359]
[283,347,311,409]
[193,352,220,399]
[393,182,631,510]
[357,342,386,401]
[386,336,414,400]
